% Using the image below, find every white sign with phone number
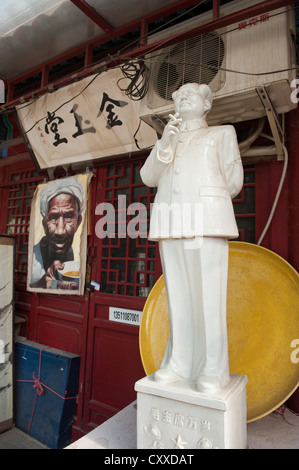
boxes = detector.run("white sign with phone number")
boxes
[109,307,142,326]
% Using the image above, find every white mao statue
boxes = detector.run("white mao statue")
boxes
[140,83,243,393]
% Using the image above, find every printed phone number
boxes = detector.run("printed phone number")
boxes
[109,307,142,326]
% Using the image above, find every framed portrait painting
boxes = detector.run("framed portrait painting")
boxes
[27,172,92,295]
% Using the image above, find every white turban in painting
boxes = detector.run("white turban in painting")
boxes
[39,177,84,218]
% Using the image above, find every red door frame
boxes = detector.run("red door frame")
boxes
[255,160,289,260]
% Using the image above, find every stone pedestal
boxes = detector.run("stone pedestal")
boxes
[135,374,247,449]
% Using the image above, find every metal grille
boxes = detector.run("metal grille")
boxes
[98,161,157,297]
[148,31,225,109]
[6,169,44,283]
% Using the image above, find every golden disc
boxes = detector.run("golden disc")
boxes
[139,242,299,422]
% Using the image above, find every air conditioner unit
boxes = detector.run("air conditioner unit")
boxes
[140,0,297,132]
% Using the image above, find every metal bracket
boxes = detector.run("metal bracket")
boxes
[256,86,284,160]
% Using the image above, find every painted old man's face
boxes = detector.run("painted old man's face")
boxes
[43,193,81,256]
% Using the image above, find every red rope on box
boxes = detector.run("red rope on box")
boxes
[32,372,45,395]
[16,348,77,434]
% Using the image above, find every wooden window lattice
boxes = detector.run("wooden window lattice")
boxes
[98,161,157,297]
[6,170,44,283]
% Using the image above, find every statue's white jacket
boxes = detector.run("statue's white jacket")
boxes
[140,124,243,240]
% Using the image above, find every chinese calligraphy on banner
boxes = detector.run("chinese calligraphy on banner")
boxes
[27,173,92,295]
[16,68,157,169]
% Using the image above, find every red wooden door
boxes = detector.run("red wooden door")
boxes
[0,160,91,433]
[82,158,160,430]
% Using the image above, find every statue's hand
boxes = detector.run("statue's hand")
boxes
[160,113,182,150]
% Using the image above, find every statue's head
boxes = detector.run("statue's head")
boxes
[172,83,213,120]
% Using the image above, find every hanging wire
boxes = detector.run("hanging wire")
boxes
[2,4,298,136]
[116,58,150,101]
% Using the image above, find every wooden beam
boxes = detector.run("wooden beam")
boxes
[70,0,113,33]
[213,0,220,20]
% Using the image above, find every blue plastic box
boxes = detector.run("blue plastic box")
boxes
[15,339,80,449]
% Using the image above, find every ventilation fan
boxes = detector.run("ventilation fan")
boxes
[148,32,225,109]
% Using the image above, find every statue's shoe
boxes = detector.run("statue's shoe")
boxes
[154,367,182,383]
[196,374,230,393]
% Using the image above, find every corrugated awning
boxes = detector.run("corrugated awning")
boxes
[0,0,189,80]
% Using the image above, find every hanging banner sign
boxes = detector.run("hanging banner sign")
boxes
[27,172,93,295]
[16,68,156,169]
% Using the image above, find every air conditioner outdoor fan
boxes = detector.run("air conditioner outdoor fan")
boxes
[147,31,226,108]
